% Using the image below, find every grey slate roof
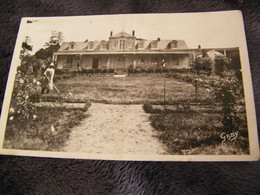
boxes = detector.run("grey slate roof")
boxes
[58,33,189,52]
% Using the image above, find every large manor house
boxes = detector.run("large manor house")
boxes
[53,31,237,73]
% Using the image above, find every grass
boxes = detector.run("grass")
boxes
[147,108,249,155]
[3,104,90,151]
[54,74,210,104]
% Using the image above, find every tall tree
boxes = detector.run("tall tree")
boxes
[35,31,63,60]
[45,31,63,47]
[20,36,32,59]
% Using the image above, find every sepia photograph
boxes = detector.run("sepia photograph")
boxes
[0,11,259,161]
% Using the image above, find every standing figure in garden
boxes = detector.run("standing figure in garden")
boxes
[161,59,166,68]
[42,63,55,93]
[77,56,82,72]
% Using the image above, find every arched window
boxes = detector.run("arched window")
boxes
[171,40,177,48]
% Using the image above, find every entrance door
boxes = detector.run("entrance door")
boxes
[92,58,99,69]
[115,57,125,74]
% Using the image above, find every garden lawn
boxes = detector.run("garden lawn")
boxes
[149,110,249,155]
[3,106,89,151]
[54,74,211,104]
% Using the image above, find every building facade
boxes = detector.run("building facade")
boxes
[53,31,196,73]
[53,31,239,74]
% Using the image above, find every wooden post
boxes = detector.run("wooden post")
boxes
[195,79,198,108]
[164,80,166,110]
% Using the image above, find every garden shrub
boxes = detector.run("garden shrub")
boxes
[148,68,154,73]
[83,101,91,112]
[88,69,94,73]
[72,71,77,77]
[140,68,147,73]
[81,69,88,73]
[143,103,163,114]
[185,77,193,83]
[134,69,141,73]
[214,70,245,133]
[108,69,114,73]
[102,69,108,73]
[155,68,162,73]
[55,69,63,74]
[214,55,230,76]
[9,63,40,122]
[128,68,133,73]
[143,103,153,113]
[94,69,101,73]
[195,56,213,71]
[162,68,169,73]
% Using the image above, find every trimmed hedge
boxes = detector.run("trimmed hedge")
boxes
[54,68,193,79]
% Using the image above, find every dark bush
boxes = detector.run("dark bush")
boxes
[162,68,169,73]
[29,93,40,103]
[95,69,101,73]
[102,69,108,73]
[155,68,162,73]
[185,77,193,83]
[83,101,91,112]
[134,69,141,73]
[148,68,154,73]
[55,69,63,74]
[128,68,133,73]
[108,69,114,73]
[81,69,87,73]
[143,103,153,113]
[72,71,78,77]
[140,68,147,73]
[88,69,94,74]
[214,56,230,76]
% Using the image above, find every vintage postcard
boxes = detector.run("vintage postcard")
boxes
[0,11,259,161]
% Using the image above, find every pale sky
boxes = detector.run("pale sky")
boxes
[20,11,245,54]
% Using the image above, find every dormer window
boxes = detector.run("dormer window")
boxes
[70,42,75,49]
[101,41,106,49]
[151,41,157,49]
[89,42,94,49]
[171,40,177,48]
[119,40,126,49]
[138,42,144,48]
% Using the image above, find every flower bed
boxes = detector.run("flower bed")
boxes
[4,103,91,151]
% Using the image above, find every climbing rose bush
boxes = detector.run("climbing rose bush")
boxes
[213,70,245,132]
[9,60,40,122]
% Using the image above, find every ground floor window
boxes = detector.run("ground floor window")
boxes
[92,58,99,69]
[67,56,73,65]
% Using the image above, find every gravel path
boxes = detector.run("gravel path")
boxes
[63,103,167,155]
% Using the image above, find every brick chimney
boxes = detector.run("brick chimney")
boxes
[110,31,113,36]
[132,30,135,36]
[157,37,160,41]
